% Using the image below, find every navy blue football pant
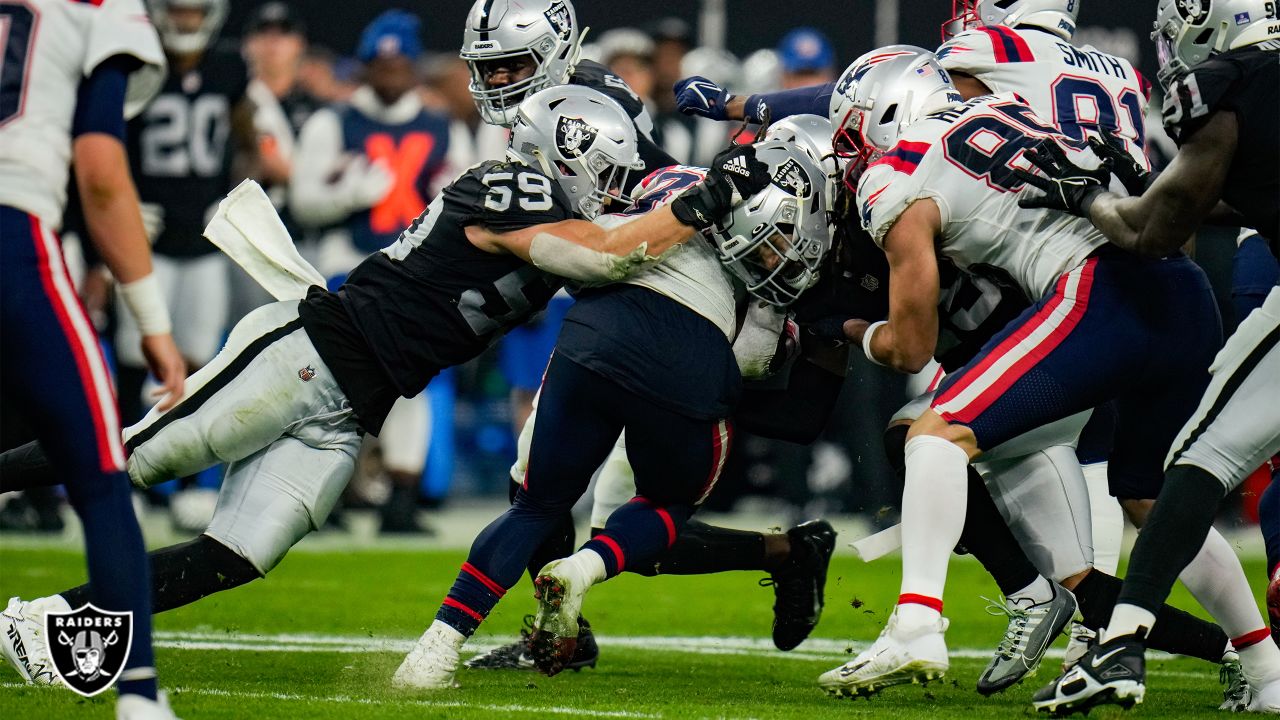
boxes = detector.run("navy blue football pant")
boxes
[931,248,1222,500]
[0,207,155,693]
[437,352,730,635]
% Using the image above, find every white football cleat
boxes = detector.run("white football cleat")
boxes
[818,609,950,698]
[1061,622,1095,672]
[392,621,464,690]
[530,557,593,676]
[1247,676,1280,713]
[117,691,179,720]
[1,595,69,685]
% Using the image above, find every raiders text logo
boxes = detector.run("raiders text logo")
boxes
[544,0,572,39]
[1176,0,1211,23]
[771,158,812,198]
[555,116,598,157]
[46,604,133,697]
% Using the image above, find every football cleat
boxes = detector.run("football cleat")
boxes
[818,608,949,698]
[1,595,68,685]
[117,690,179,720]
[392,620,464,690]
[1061,622,1096,672]
[464,615,599,672]
[977,584,1078,695]
[763,519,837,651]
[530,558,593,677]
[1032,634,1145,715]
[1246,676,1280,713]
[1219,650,1252,711]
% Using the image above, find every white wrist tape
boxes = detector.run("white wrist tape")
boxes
[528,232,664,283]
[118,274,171,336]
[862,320,888,367]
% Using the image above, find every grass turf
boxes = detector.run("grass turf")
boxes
[0,543,1269,719]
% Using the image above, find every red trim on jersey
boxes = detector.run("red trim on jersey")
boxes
[30,214,125,472]
[461,563,506,597]
[979,26,1035,64]
[1232,628,1274,650]
[442,597,484,623]
[934,259,1096,424]
[898,594,944,612]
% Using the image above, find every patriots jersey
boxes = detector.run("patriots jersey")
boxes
[1162,44,1279,244]
[937,25,1150,164]
[0,0,164,226]
[333,159,571,398]
[570,59,676,177]
[856,93,1106,300]
[593,166,738,338]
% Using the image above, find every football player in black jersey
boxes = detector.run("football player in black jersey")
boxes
[0,88,772,651]
[1022,0,1280,713]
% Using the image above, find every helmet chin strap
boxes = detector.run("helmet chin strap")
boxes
[565,26,590,78]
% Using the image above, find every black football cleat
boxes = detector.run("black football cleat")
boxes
[762,519,837,651]
[1032,634,1146,716]
[464,614,598,671]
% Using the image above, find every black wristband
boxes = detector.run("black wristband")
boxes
[670,195,713,229]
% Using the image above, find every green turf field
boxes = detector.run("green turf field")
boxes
[0,543,1270,719]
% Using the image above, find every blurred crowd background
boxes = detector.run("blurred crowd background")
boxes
[1,0,1267,537]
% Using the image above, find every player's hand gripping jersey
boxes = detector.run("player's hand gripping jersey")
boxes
[0,0,164,224]
[937,25,1150,165]
[856,93,1106,300]
[1162,42,1279,244]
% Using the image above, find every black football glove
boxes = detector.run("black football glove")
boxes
[1087,128,1153,197]
[1014,140,1111,218]
[671,144,771,230]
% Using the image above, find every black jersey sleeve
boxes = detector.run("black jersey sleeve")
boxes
[1162,47,1271,142]
[450,161,576,233]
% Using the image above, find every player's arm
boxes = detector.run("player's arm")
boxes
[231,95,261,177]
[674,77,834,123]
[73,56,185,408]
[1087,110,1238,256]
[843,199,941,374]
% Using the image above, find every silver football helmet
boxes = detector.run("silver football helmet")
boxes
[150,0,227,54]
[947,0,1080,40]
[709,141,832,306]
[460,0,584,127]
[829,47,962,164]
[764,114,843,220]
[508,86,645,220]
[1152,0,1280,87]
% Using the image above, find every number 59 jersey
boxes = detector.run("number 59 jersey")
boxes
[937,25,1150,165]
[335,159,572,398]
[856,94,1106,300]
[0,0,164,226]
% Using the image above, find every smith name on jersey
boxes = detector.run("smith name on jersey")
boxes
[299,159,572,433]
[856,93,1106,301]
[937,24,1150,160]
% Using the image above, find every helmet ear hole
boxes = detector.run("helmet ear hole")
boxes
[880,104,898,125]
[1193,28,1214,45]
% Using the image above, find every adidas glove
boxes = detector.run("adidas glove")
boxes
[674,76,734,121]
[671,144,771,230]
[1015,140,1111,218]
[1087,129,1153,197]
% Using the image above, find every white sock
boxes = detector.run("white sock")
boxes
[424,619,466,652]
[1082,461,1123,575]
[1239,638,1280,686]
[898,434,969,628]
[1105,603,1156,641]
[1010,575,1055,606]
[1178,526,1268,640]
[563,548,608,585]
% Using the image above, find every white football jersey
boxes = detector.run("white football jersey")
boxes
[0,0,165,225]
[593,166,738,339]
[937,25,1150,166]
[856,94,1106,300]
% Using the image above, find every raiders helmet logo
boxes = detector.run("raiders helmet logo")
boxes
[46,604,133,697]
[555,116,598,157]
[544,0,572,39]
[771,159,812,198]
[1176,0,1211,23]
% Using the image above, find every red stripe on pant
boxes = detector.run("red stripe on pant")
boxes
[28,214,124,472]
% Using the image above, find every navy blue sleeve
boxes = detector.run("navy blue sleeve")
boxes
[744,82,836,124]
[72,55,142,140]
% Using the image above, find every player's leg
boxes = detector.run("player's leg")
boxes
[395,352,623,688]
[0,209,156,698]
[1262,475,1280,646]
[378,393,431,534]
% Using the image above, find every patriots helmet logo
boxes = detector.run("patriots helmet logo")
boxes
[555,116,598,157]
[544,0,572,39]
